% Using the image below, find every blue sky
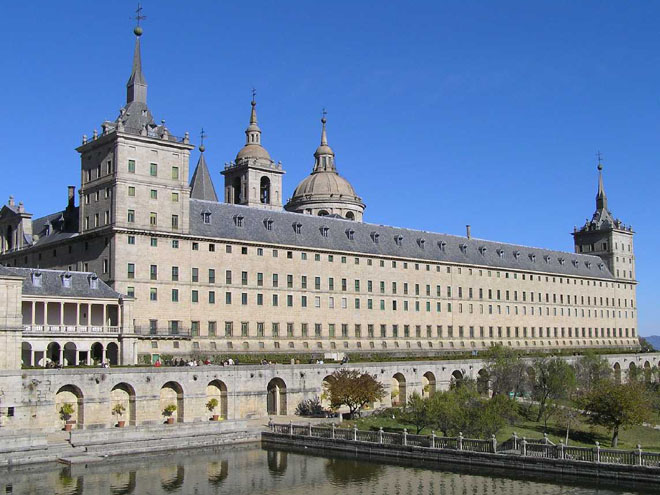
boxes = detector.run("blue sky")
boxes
[1,2,658,335]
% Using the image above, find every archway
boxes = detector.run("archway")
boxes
[63,342,77,366]
[317,210,329,217]
[21,341,32,367]
[613,362,622,384]
[628,362,638,381]
[643,361,652,383]
[55,385,84,429]
[160,382,184,423]
[421,372,436,398]
[345,211,355,221]
[391,373,406,406]
[46,342,61,365]
[267,378,287,415]
[260,176,271,204]
[111,382,136,426]
[91,342,104,365]
[231,177,241,204]
[207,380,228,420]
[321,375,333,410]
[477,369,490,396]
[450,370,464,389]
[106,342,119,366]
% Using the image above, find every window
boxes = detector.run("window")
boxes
[127,286,135,297]
[128,159,135,173]
[210,291,216,304]
[171,266,179,281]
[149,288,157,301]
[171,192,179,202]
[226,270,232,284]
[225,292,232,304]
[149,212,157,226]
[150,189,158,199]
[127,210,135,223]
[208,321,216,336]
[192,267,199,283]
[225,321,233,337]
[127,263,135,279]
[209,269,215,284]
[150,265,158,280]
[172,166,179,179]
[171,289,179,302]
[171,215,179,229]
[191,321,199,336]
[150,237,157,247]
[242,271,248,285]
[128,235,135,245]
[128,186,135,196]
[272,274,279,287]
[172,240,179,249]
[149,163,157,176]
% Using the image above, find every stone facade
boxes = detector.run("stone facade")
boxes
[0,24,640,361]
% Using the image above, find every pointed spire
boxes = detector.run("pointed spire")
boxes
[596,152,607,211]
[245,90,262,146]
[126,13,147,105]
[313,110,336,173]
[320,108,328,146]
[190,132,218,202]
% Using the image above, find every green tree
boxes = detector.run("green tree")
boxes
[574,352,611,396]
[638,337,655,352]
[398,392,432,434]
[483,346,527,397]
[555,405,581,445]
[325,369,386,419]
[532,357,577,421]
[581,380,653,447]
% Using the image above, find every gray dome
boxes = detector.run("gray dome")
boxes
[291,171,359,200]
[236,144,271,161]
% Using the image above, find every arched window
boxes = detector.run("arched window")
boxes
[231,177,241,204]
[260,177,271,204]
[6,225,13,251]
[346,211,355,221]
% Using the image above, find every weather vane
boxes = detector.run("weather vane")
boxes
[134,3,147,26]
[199,128,207,152]
[322,108,327,121]
[597,150,603,170]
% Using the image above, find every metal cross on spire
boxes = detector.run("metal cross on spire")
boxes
[597,150,603,170]
[251,88,257,103]
[199,128,207,152]
[134,3,147,26]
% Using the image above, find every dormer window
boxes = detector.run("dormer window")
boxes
[459,243,468,254]
[438,240,447,252]
[61,272,72,288]
[394,235,404,246]
[88,274,99,289]
[529,253,536,262]
[598,262,604,270]
[417,238,426,249]
[572,259,579,267]
[513,250,521,260]
[263,218,273,231]
[233,215,244,227]
[202,211,211,224]
[370,232,380,244]
[320,226,329,238]
[558,257,565,265]
[585,261,592,269]
[293,222,302,235]
[543,255,551,263]
[44,224,51,236]
[479,246,487,255]
[346,229,355,240]
[31,271,42,287]
[496,249,504,258]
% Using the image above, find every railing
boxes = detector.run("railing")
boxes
[133,326,192,338]
[23,324,120,334]
[268,423,660,469]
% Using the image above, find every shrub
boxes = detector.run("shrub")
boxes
[295,396,326,417]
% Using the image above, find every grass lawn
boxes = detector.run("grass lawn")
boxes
[343,409,660,451]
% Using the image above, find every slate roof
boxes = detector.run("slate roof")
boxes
[189,199,614,279]
[189,153,218,202]
[30,210,78,248]
[0,266,123,299]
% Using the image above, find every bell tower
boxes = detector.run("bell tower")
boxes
[222,94,285,210]
[572,159,635,281]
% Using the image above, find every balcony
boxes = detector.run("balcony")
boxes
[23,324,121,335]
[133,326,192,339]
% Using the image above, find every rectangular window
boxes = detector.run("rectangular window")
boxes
[128,159,135,173]
[171,266,179,281]
[241,292,247,305]
[272,274,279,287]
[191,321,199,337]
[257,272,263,286]
[191,290,198,302]
[172,239,179,248]
[150,189,158,199]
[127,210,135,223]
[150,237,157,247]
[149,163,157,176]
[171,192,179,202]
[128,186,135,196]
[126,286,135,297]
[127,263,135,279]
[225,321,233,337]
[226,270,232,284]
[149,212,157,226]
[128,235,135,245]
[209,269,215,284]
[208,321,216,336]
[225,292,232,304]
[149,288,157,301]
[242,271,248,285]
[171,166,179,179]
[171,215,179,229]
[171,289,179,302]
[192,267,199,282]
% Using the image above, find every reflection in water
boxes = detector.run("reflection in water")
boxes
[324,458,384,486]
[0,444,655,495]
[207,460,229,486]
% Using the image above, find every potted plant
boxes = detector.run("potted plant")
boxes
[112,403,126,427]
[59,403,75,431]
[206,398,220,421]
[163,404,177,424]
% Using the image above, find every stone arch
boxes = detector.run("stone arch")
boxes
[91,342,104,365]
[321,375,334,409]
[160,381,184,423]
[391,373,406,406]
[46,341,61,365]
[477,368,490,396]
[267,378,287,415]
[421,372,436,398]
[628,361,638,381]
[55,384,84,429]
[450,370,464,388]
[21,341,32,367]
[111,382,136,426]
[613,362,622,384]
[106,342,119,366]
[318,210,329,216]
[63,342,77,366]
[260,176,271,204]
[345,211,355,221]
[207,380,228,420]
[643,361,652,382]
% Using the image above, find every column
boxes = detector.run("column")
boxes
[117,304,123,333]
[86,351,91,366]
[59,302,64,329]
[30,301,35,326]
[76,303,80,329]
[44,302,49,329]
[102,305,107,330]
[30,349,35,367]
[58,345,63,365]
[74,349,79,366]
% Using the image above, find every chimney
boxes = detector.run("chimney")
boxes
[67,186,76,208]
[466,225,471,239]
